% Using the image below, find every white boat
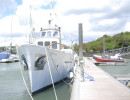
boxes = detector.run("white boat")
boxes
[0,53,19,63]
[18,21,75,94]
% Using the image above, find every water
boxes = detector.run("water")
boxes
[0,62,72,100]
[98,59,130,76]
[0,59,130,100]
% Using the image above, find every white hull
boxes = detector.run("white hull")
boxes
[18,44,74,93]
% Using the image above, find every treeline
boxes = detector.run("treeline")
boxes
[0,46,17,54]
[74,31,130,53]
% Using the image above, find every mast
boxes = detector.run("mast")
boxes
[10,9,13,54]
[49,1,57,29]
[29,5,32,43]
[59,27,61,50]
[29,5,35,43]
[49,1,53,28]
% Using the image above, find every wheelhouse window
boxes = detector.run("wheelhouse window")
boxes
[45,41,50,46]
[47,31,52,36]
[42,32,46,37]
[53,31,58,36]
[38,41,43,46]
[52,41,57,49]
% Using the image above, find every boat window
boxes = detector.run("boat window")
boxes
[38,41,43,46]
[52,41,57,49]
[45,41,50,46]
[42,32,46,37]
[53,31,58,36]
[47,31,52,36]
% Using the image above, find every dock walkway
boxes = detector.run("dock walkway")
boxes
[71,58,130,100]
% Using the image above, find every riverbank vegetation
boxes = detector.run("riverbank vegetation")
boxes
[74,31,130,53]
[0,46,16,54]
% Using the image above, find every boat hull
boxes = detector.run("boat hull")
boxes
[18,44,74,93]
[93,55,124,62]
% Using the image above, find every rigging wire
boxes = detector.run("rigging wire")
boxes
[10,9,13,50]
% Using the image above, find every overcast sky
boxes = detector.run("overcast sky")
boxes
[0,0,130,46]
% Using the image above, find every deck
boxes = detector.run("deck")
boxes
[71,58,130,100]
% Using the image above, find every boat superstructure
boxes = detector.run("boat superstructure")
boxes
[35,28,61,50]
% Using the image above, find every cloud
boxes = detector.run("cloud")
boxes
[84,0,130,34]
[0,37,28,46]
[1,0,130,46]
[0,0,17,17]
[64,6,112,16]
[0,32,26,37]
[91,18,127,32]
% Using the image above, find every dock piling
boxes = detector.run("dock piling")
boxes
[78,23,84,81]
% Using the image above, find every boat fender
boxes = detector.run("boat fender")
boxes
[67,72,74,79]
[35,56,46,70]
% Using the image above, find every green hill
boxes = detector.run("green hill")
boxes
[74,31,130,53]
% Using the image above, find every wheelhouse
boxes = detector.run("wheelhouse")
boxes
[35,28,61,50]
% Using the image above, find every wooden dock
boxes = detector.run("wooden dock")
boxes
[71,58,130,100]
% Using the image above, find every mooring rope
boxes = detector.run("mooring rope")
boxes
[45,47,58,100]
[17,47,34,100]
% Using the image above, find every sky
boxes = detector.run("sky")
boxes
[0,0,130,46]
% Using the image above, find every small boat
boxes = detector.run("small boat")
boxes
[0,53,19,63]
[0,53,10,62]
[93,35,126,63]
[93,53,125,62]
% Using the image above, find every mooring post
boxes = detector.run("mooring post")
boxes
[79,23,84,81]
[103,35,105,56]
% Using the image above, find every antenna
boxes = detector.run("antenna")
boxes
[71,33,74,50]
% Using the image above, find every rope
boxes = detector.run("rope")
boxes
[46,47,74,85]
[17,47,34,100]
[83,70,95,81]
[45,47,58,100]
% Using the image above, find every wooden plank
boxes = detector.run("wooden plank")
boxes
[71,58,130,100]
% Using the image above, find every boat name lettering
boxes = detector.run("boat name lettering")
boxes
[65,61,72,63]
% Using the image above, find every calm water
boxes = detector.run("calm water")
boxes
[98,59,130,76]
[0,59,130,100]
[0,62,72,100]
